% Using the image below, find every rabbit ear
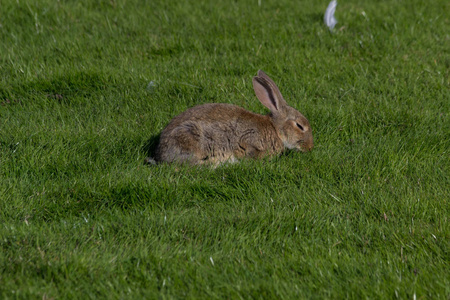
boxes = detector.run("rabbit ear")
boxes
[252,70,287,113]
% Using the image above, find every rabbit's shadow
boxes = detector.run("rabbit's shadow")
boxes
[142,134,160,159]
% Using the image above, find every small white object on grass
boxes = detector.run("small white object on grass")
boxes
[324,0,338,30]
[147,80,157,91]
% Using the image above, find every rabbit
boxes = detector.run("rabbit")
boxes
[147,70,313,166]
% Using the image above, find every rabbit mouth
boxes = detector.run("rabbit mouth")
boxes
[283,140,308,151]
[297,140,311,152]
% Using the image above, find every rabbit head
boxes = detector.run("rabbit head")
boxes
[253,70,314,152]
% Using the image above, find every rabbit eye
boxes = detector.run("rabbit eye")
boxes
[296,123,304,131]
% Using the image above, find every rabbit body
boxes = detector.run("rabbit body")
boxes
[152,70,313,165]
[154,103,284,165]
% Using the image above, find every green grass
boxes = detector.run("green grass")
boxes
[1,0,449,298]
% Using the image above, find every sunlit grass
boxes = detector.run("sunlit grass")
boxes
[0,0,448,298]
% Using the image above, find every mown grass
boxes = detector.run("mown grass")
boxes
[1,0,449,298]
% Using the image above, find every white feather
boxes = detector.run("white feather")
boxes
[324,0,338,30]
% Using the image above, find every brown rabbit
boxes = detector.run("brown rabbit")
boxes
[148,70,313,166]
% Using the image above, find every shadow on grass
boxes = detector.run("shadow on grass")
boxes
[2,71,109,104]
[142,134,160,161]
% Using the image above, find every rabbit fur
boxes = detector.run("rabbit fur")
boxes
[149,70,313,166]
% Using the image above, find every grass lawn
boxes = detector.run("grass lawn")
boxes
[1,0,449,298]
